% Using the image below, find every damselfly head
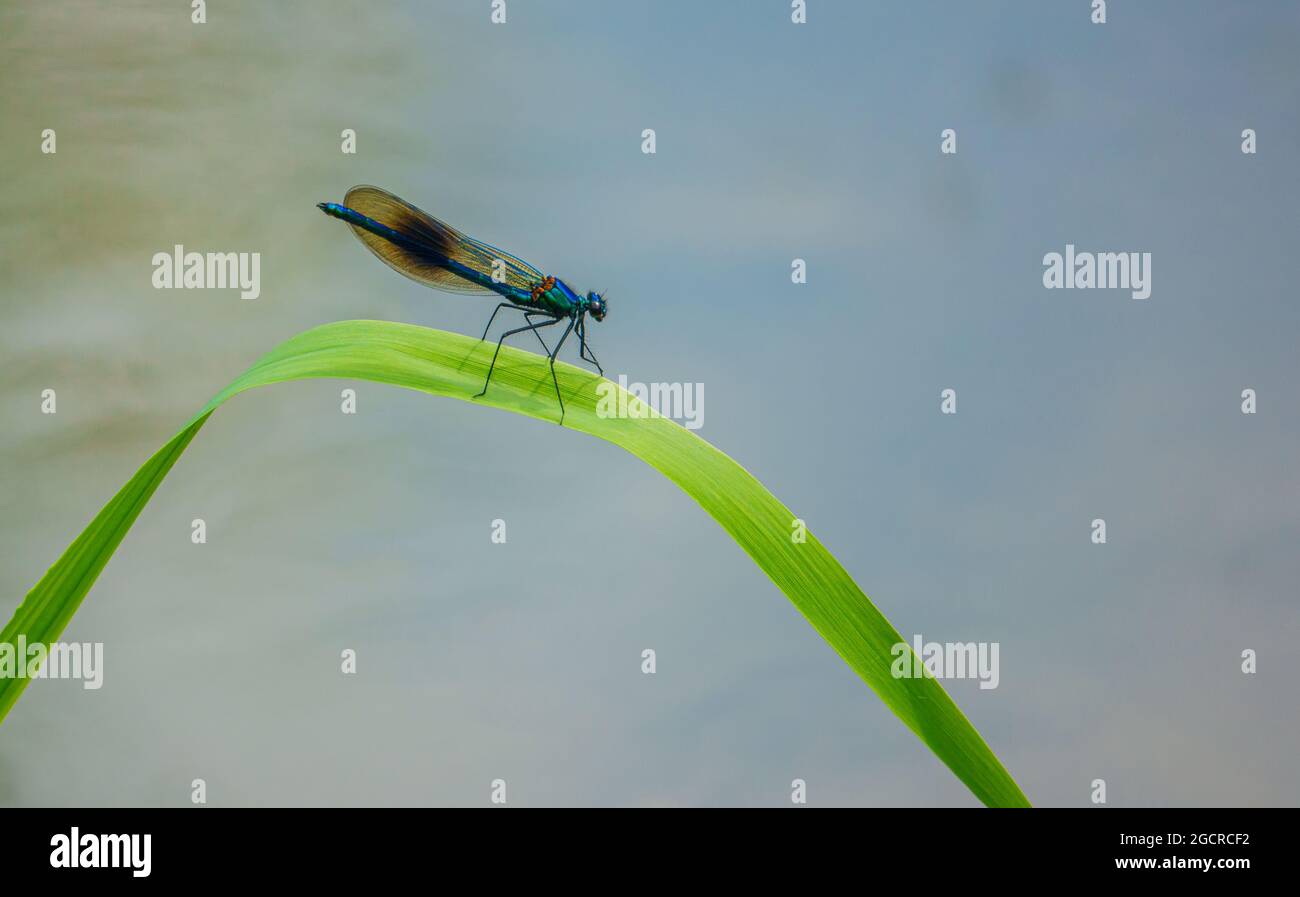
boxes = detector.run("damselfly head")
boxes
[587,291,607,322]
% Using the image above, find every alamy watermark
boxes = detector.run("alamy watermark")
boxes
[50,828,150,877]
[891,634,999,690]
[1043,244,1151,300]
[152,244,261,300]
[0,637,104,689]
[595,375,704,430]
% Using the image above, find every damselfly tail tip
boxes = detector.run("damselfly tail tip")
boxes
[317,201,347,221]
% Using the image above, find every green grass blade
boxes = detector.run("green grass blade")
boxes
[2,320,1030,807]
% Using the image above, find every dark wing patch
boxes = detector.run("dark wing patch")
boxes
[343,186,544,296]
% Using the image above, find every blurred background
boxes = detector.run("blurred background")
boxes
[1,0,1297,806]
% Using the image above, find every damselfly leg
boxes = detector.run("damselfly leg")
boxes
[576,317,604,376]
[523,312,555,354]
[548,317,577,425]
[476,315,562,400]
[481,302,552,353]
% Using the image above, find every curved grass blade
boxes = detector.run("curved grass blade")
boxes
[1,320,1030,807]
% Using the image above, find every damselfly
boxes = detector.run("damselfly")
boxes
[318,186,607,424]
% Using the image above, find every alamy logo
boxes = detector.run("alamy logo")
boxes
[595,375,704,430]
[1042,244,1151,299]
[50,828,151,877]
[0,637,103,689]
[152,244,261,299]
[891,634,1000,690]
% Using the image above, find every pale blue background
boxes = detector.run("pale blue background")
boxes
[1,0,1297,806]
